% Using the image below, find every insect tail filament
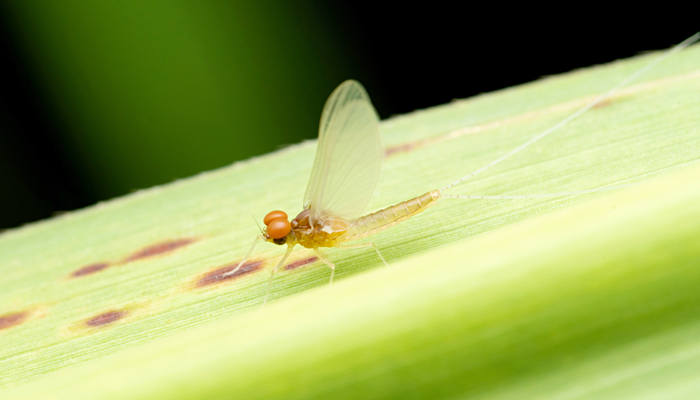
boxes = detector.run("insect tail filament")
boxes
[439,32,700,195]
[442,182,636,200]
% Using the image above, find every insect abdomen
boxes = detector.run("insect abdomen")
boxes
[346,190,440,241]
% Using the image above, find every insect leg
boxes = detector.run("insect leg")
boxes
[264,244,295,305]
[313,249,337,285]
[369,242,388,268]
[223,235,262,278]
[338,242,388,267]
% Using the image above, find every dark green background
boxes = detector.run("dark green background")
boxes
[2,2,354,200]
[0,2,692,229]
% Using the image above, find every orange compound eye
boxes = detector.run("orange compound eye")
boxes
[263,210,288,226]
[266,218,291,239]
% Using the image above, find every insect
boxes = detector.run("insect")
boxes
[227,33,699,299]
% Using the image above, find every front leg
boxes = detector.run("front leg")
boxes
[264,244,296,305]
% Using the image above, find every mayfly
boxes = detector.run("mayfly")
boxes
[227,33,699,297]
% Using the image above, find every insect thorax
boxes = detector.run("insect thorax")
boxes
[291,209,349,248]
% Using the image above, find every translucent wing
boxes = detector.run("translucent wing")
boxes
[303,80,382,221]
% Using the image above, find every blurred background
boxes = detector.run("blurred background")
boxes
[0,2,694,230]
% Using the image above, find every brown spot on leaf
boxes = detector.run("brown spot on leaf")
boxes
[0,311,28,330]
[86,310,126,327]
[197,260,263,287]
[593,98,612,109]
[385,142,418,156]
[71,262,111,277]
[285,256,318,270]
[385,135,442,156]
[123,238,196,263]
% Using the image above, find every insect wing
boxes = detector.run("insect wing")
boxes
[303,80,382,221]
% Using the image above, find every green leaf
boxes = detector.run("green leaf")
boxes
[1,45,699,399]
